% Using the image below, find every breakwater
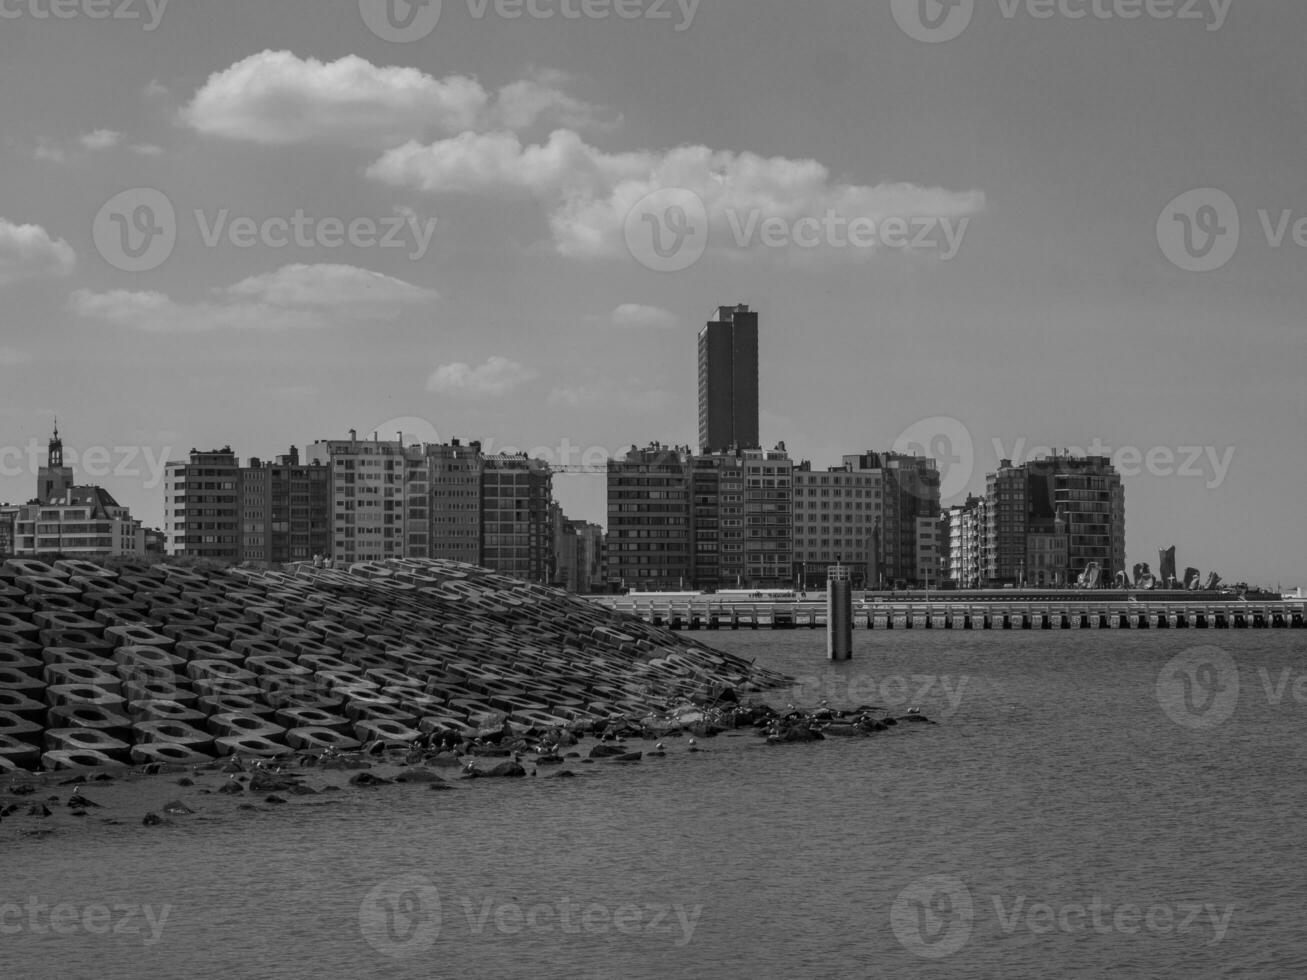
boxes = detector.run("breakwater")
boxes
[595,596,1307,631]
[0,557,816,774]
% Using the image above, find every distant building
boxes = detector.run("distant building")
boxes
[306,432,429,563]
[917,515,942,586]
[792,462,884,589]
[572,521,606,593]
[944,495,984,588]
[843,452,941,588]
[428,440,483,566]
[6,427,146,558]
[240,448,330,564]
[607,444,693,590]
[164,447,241,560]
[481,454,554,584]
[698,304,760,454]
[7,487,144,557]
[985,460,1029,586]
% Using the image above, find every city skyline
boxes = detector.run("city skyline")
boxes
[0,0,1302,586]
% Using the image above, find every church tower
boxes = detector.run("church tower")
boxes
[37,421,74,504]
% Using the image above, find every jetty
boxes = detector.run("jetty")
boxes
[594,594,1307,631]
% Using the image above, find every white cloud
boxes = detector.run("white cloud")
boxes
[426,356,538,397]
[132,143,165,156]
[0,219,76,286]
[179,51,612,148]
[33,140,67,164]
[79,129,123,151]
[610,303,678,330]
[69,263,437,333]
[492,70,616,132]
[0,347,33,366]
[369,129,986,260]
[180,50,488,147]
[548,379,675,413]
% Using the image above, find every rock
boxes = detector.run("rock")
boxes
[611,752,643,763]
[177,777,195,787]
[142,812,169,826]
[27,804,51,817]
[588,744,629,760]
[394,768,442,784]
[162,800,193,815]
[218,780,244,795]
[249,770,300,793]
[265,795,287,805]
[551,770,577,779]
[898,714,936,725]
[821,725,861,738]
[66,793,100,808]
[428,781,455,791]
[349,772,392,788]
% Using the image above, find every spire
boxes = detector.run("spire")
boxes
[49,418,63,468]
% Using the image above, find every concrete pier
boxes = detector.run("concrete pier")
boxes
[596,596,1307,632]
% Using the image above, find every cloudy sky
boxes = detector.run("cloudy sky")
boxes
[0,0,1302,587]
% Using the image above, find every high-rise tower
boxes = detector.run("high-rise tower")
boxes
[697,304,760,454]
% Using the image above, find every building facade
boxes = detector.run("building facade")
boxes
[239,448,331,564]
[792,462,884,589]
[698,304,760,454]
[428,440,483,565]
[481,454,554,584]
[306,433,429,563]
[164,448,242,560]
[842,452,941,588]
[607,444,693,590]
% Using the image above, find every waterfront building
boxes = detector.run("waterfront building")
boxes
[917,516,942,587]
[36,424,74,505]
[481,454,554,584]
[5,487,144,557]
[306,432,429,563]
[985,460,1029,586]
[428,439,483,566]
[843,452,941,588]
[944,495,984,588]
[698,304,760,453]
[164,447,242,560]
[239,448,330,564]
[792,462,884,589]
[607,444,693,590]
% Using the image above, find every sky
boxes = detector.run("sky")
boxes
[0,0,1302,587]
